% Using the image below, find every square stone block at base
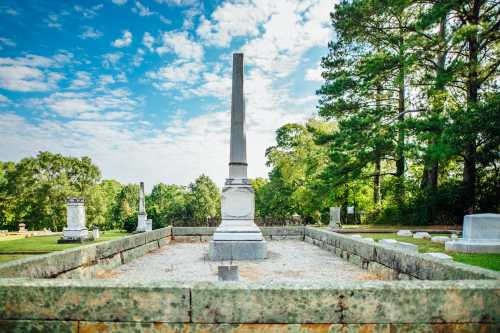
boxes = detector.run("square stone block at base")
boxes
[208,240,267,261]
[58,228,88,243]
[445,240,500,253]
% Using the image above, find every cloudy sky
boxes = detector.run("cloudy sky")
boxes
[0,0,332,190]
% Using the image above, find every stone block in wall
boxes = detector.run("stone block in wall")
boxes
[0,279,190,322]
[122,244,150,264]
[190,280,500,324]
[172,227,216,236]
[368,262,398,280]
[201,235,212,242]
[174,235,201,243]
[0,320,78,333]
[0,245,97,279]
[158,237,171,247]
[348,254,363,267]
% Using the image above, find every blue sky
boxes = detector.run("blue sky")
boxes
[0,0,333,190]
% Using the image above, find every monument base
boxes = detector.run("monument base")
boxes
[135,214,148,233]
[58,228,88,243]
[445,240,500,253]
[209,240,267,261]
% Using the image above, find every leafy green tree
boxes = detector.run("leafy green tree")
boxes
[112,183,139,230]
[146,183,188,228]
[186,175,220,226]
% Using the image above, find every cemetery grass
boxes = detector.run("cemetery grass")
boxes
[362,233,500,271]
[0,231,127,263]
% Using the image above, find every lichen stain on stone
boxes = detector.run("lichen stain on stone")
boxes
[79,321,110,333]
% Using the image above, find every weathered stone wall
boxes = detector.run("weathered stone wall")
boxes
[305,227,500,280]
[0,227,171,279]
[172,226,304,242]
[0,279,498,332]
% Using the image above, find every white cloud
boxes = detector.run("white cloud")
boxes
[0,52,73,92]
[159,15,172,24]
[0,94,11,104]
[147,61,205,90]
[74,4,104,19]
[79,26,103,39]
[111,0,127,5]
[112,30,133,48]
[0,37,16,49]
[305,67,323,81]
[142,32,154,51]
[45,14,62,29]
[155,31,203,61]
[102,52,123,68]
[133,1,154,16]
[132,49,145,67]
[69,71,92,89]
[29,88,139,119]
[196,2,269,47]
[99,74,115,86]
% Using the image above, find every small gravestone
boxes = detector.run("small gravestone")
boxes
[218,265,239,281]
[92,225,100,240]
[425,252,452,260]
[379,239,418,252]
[329,207,341,230]
[146,219,152,232]
[446,214,500,253]
[397,230,412,237]
[18,223,26,233]
[413,232,431,239]
[59,198,88,243]
[431,236,449,243]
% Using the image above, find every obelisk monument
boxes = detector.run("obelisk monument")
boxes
[208,53,267,261]
[135,182,147,232]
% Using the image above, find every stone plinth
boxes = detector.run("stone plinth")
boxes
[209,182,266,260]
[445,214,500,253]
[329,207,341,229]
[59,198,88,243]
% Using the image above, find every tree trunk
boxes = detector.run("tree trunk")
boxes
[463,0,480,215]
[395,29,406,214]
[373,83,382,206]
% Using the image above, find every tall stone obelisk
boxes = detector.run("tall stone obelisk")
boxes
[135,182,147,232]
[208,53,267,261]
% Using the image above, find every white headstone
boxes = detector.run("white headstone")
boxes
[413,232,431,239]
[61,198,88,241]
[379,239,418,252]
[329,207,341,229]
[445,214,500,253]
[425,252,452,260]
[347,206,354,214]
[397,230,413,237]
[431,236,450,243]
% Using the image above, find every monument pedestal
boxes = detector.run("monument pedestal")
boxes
[445,214,500,253]
[209,181,266,261]
[59,198,88,243]
[135,213,148,233]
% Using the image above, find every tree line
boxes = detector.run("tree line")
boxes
[255,0,499,225]
[0,152,221,231]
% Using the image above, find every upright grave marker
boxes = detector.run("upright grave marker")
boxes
[446,213,500,253]
[59,198,88,243]
[329,207,341,230]
[208,53,267,261]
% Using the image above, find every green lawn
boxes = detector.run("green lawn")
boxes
[0,231,128,263]
[359,233,500,271]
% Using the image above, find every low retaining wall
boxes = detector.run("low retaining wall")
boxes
[172,226,305,242]
[0,279,498,332]
[305,227,500,280]
[0,227,171,279]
